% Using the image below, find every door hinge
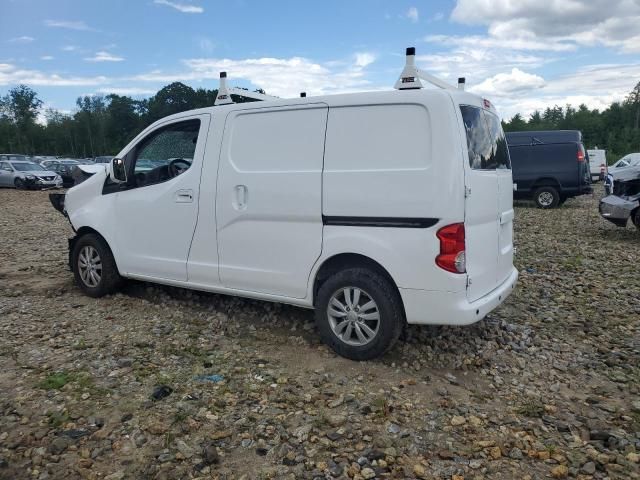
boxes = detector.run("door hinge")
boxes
[464,186,472,198]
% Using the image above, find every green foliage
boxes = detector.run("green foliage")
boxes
[502,81,640,164]
[38,372,71,390]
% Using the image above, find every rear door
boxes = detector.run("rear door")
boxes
[460,105,513,301]
[216,104,327,299]
[483,112,514,285]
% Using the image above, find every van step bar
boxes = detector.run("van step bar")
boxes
[214,47,464,106]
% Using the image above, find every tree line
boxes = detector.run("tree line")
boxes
[1,81,639,163]
[0,82,259,158]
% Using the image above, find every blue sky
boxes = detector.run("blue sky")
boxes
[1,0,640,119]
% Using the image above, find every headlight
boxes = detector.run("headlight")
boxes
[25,174,36,179]
[55,175,62,181]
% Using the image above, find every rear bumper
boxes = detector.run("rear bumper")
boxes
[599,194,638,227]
[400,267,518,325]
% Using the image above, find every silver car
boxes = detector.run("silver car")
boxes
[0,160,63,189]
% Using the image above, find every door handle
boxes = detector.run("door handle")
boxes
[175,189,194,203]
[234,185,248,210]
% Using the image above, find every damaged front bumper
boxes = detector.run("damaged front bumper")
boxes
[599,194,640,227]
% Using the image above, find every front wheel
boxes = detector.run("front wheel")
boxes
[315,268,404,360]
[72,233,122,297]
[14,178,25,189]
[533,186,560,209]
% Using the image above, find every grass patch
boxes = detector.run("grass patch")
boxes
[373,396,392,418]
[516,400,545,418]
[47,410,70,427]
[38,372,71,390]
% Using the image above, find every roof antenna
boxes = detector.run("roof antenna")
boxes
[300,92,306,97]
[457,77,465,91]
[394,46,457,91]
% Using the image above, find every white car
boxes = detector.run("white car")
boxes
[0,160,62,189]
[610,153,640,171]
[55,48,518,360]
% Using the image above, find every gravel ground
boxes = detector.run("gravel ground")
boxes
[0,186,639,480]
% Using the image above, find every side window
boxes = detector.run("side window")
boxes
[482,110,511,170]
[460,105,511,170]
[460,105,493,169]
[0,162,11,171]
[130,119,200,188]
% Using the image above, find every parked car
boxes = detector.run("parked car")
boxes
[599,164,640,230]
[51,52,517,360]
[0,160,62,189]
[93,156,113,164]
[48,162,79,188]
[506,130,592,208]
[41,159,81,169]
[0,153,32,162]
[587,148,607,181]
[609,153,640,172]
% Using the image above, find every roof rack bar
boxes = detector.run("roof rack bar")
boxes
[214,71,278,106]
[394,47,458,91]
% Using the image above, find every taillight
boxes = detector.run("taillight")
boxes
[577,149,585,162]
[436,223,466,273]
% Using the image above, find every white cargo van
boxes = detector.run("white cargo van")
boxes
[54,48,518,360]
[587,148,607,181]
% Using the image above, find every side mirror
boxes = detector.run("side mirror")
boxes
[111,157,127,183]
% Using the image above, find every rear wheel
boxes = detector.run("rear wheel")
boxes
[14,178,25,189]
[533,186,560,209]
[72,233,122,297]
[315,268,404,360]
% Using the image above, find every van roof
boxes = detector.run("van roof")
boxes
[506,130,582,146]
[153,88,497,123]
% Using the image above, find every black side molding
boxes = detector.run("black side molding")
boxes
[322,216,439,228]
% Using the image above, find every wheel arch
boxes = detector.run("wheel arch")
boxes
[532,177,562,190]
[312,253,403,312]
[70,226,121,274]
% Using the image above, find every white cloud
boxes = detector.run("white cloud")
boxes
[97,87,156,96]
[44,19,94,31]
[406,7,419,23]
[473,63,640,119]
[470,68,545,97]
[354,52,376,68]
[0,63,107,87]
[85,51,124,62]
[153,0,203,14]
[61,45,79,52]
[41,56,54,61]
[132,54,380,97]
[450,0,640,53]
[9,36,35,43]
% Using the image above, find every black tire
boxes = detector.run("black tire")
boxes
[533,186,560,209]
[72,233,122,297]
[314,268,404,361]
[14,178,25,189]
[632,209,640,231]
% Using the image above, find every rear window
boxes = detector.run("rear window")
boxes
[460,105,511,170]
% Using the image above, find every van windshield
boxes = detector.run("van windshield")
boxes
[460,105,511,170]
